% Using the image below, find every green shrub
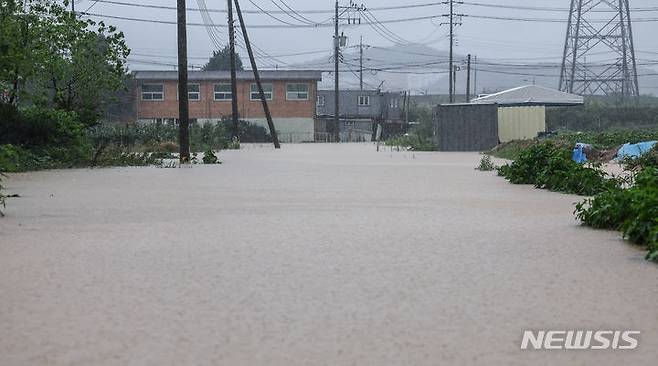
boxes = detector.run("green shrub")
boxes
[575,167,658,262]
[0,105,85,148]
[488,130,658,161]
[202,149,220,164]
[575,187,634,230]
[226,137,241,150]
[87,119,269,153]
[0,105,91,172]
[475,155,496,171]
[91,146,162,167]
[497,141,616,196]
[0,144,51,172]
[0,171,5,217]
[647,228,658,262]
[621,168,658,246]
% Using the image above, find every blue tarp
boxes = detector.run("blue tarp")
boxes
[572,143,590,164]
[616,141,657,160]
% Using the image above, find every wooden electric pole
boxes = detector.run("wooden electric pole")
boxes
[228,0,240,140]
[453,65,458,101]
[359,36,364,91]
[448,0,454,103]
[233,0,280,149]
[177,0,191,163]
[442,0,463,103]
[334,0,340,142]
[473,55,478,96]
[466,54,471,102]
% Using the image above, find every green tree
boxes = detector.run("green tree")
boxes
[0,0,130,125]
[202,46,244,71]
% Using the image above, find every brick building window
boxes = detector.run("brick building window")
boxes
[286,83,309,100]
[214,84,232,100]
[358,95,370,106]
[316,95,325,106]
[390,98,399,108]
[142,84,164,101]
[187,84,200,100]
[250,83,273,101]
[178,84,200,101]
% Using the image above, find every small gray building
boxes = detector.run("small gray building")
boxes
[315,90,406,142]
[434,85,584,151]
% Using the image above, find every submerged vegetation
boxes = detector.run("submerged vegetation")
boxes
[475,155,496,171]
[490,131,658,263]
[497,141,617,196]
[386,104,436,151]
[0,103,269,173]
[0,171,5,217]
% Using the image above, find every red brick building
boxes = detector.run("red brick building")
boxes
[133,70,323,142]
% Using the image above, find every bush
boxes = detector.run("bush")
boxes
[0,105,91,172]
[202,149,220,164]
[475,155,496,171]
[87,119,269,153]
[575,187,634,230]
[0,144,52,172]
[621,168,658,246]
[497,141,617,196]
[575,167,658,262]
[0,105,85,148]
[0,171,5,217]
[488,130,658,161]
[91,146,162,168]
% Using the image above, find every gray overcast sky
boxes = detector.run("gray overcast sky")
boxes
[75,0,658,71]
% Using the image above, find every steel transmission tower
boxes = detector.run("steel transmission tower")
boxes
[559,0,639,98]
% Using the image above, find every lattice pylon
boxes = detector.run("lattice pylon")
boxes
[559,0,639,97]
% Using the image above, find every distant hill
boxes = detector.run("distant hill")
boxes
[293,44,658,96]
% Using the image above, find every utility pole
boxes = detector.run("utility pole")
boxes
[359,36,364,91]
[453,65,458,101]
[234,0,280,148]
[473,55,477,96]
[177,0,191,163]
[334,0,340,142]
[71,0,75,13]
[333,1,365,142]
[466,54,471,102]
[442,0,463,103]
[448,0,453,103]
[228,0,240,140]
[405,91,410,125]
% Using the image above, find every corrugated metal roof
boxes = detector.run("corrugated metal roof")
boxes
[471,85,584,106]
[132,70,323,81]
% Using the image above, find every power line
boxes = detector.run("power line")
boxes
[275,0,321,25]
[247,0,306,26]
[81,11,658,29]
[92,0,445,14]
[461,1,658,13]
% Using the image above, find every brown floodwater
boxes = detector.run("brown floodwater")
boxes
[1,143,656,365]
